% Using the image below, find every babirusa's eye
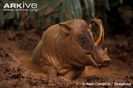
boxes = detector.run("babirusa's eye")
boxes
[77,33,93,52]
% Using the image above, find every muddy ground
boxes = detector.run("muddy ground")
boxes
[0,29,132,88]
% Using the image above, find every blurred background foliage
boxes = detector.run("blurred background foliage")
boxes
[0,0,133,34]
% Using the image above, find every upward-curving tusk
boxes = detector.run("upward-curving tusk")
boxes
[87,25,95,49]
[92,18,104,46]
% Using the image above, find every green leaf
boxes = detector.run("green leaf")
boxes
[60,0,82,22]
[103,0,110,11]
[15,12,20,19]
[60,0,70,22]
[71,0,82,18]
[83,0,95,21]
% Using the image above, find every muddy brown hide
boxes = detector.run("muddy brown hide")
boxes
[32,19,111,78]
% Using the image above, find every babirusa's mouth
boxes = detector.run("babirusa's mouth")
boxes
[86,55,101,68]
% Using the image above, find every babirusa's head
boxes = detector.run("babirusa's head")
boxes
[90,18,111,68]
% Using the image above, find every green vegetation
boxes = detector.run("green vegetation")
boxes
[0,0,126,30]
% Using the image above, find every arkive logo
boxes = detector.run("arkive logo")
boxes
[3,1,38,12]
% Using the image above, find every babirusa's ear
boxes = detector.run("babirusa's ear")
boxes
[59,23,72,35]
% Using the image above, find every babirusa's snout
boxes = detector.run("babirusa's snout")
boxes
[101,48,111,67]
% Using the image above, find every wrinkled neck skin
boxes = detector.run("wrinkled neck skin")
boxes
[67,31,100,69]
[60,35,101,69]
[54,32,87,69]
